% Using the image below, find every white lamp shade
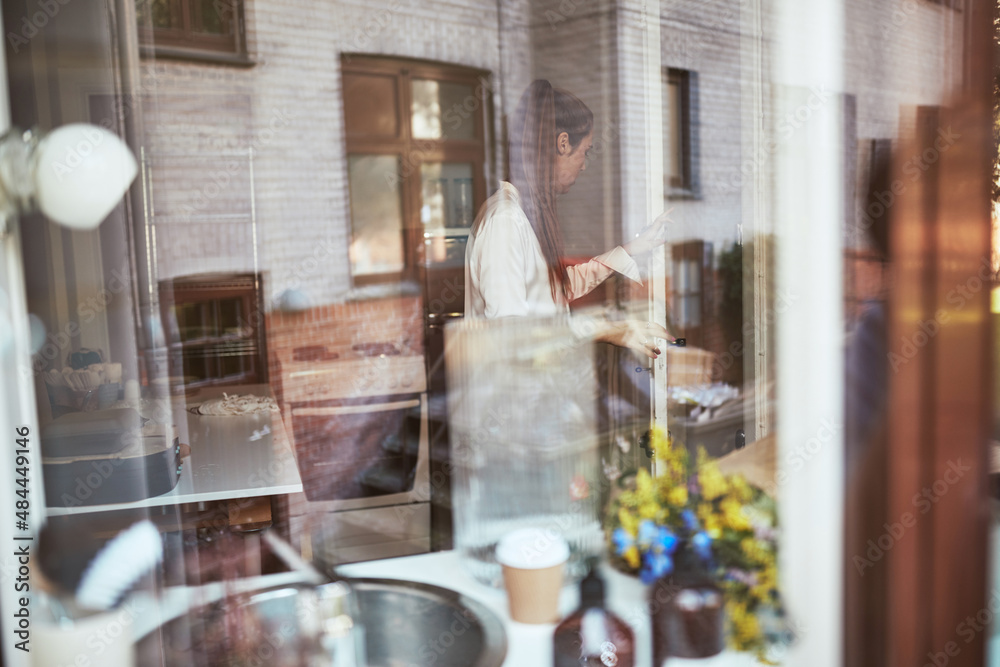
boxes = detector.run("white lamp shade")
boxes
[33,124,138,230]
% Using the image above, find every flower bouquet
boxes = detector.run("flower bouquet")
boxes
[605,428,791,663]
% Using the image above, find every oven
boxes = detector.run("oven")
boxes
[277,354,431,565]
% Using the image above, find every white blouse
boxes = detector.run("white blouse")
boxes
[465,182,641,319]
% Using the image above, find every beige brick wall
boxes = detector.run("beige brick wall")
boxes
[138,0,964,349]
[140,0,523,307]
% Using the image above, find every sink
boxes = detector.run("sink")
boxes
[352,578,507,667]
[136,577,507,667]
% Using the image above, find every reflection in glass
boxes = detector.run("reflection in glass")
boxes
[421,162,473,267]
[348,155,405,276]
[136,0,176,29]
[420,162,474,230]
[197,0,226,34]
[411,80,476,140]
[664,73,684,186]
[673,255,702,328]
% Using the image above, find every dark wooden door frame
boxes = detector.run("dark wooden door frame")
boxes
[881,1,995,665]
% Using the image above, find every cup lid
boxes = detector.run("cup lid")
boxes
[495,528,570,570]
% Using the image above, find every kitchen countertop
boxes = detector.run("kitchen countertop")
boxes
[47,384,303,516]
[340,550,761,667]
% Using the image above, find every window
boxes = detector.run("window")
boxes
[341,56,491,286]
[663,67,699,196]
[671,240,712,347]
[136,0,250,65]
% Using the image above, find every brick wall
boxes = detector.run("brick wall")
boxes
[136,0,964,380]
[140,0,524,306]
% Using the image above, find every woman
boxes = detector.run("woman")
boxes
[465,79,673,358]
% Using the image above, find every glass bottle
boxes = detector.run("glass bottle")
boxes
[553,566,635,667]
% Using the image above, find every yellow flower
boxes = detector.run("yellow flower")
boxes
[741,537,771,565]
[729,474,755,503]
[720,497,751,531]
[740,616,761,645]
[704,515,722,538]
[638,502,659,520]
[618,508,639,535]
[750,565,778,602]
[698,460,729,501]
[667,484,689,507]
[651,427,672,460]
[633,469,658,507]
[623,545,640,569]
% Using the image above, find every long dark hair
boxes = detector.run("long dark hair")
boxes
[506,80,593,301]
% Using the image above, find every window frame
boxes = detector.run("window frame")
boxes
[671,239,712,347]
[341,56,491,287]
[663,67,700,198]
[136,0,252,66]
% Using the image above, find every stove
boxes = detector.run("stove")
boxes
[277,350,431,564]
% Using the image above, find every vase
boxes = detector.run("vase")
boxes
[649,546,725,663]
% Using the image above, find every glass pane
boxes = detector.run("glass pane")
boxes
[420,162,474,231]
[684,294,701,327]
[411,79,477,140]
[7,0,989,660]
[343,73,400,138]
[664,75,683,182]
[684,257,700,290]
[195,0,228,34]
[135,0,176,29]
[348,155,405,276]
[218,297,242,335]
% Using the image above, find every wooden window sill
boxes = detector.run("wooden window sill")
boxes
[139,44,256,68]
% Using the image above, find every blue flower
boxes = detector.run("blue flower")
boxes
[612,528,634,555]
[640,551,673,585]
[692,531,713,561]
[637,520,658,548]
[654,526,679,554]
[681,509,700,532]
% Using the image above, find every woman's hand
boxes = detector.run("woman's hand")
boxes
[624,208,674,256]
[597,320,675,359]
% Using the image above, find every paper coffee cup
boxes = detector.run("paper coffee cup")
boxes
[495,528,569,624]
